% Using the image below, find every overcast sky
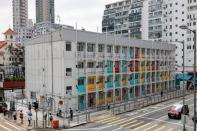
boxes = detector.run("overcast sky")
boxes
[0,0,117,39]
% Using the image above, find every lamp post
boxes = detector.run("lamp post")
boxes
[180,25,196,131]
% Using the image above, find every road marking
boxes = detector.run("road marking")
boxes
[154,126,165,131]
[124,96,194,122]
[97,117,120,123]
[166,128,173,131]
[133,123,152,131]
[107,118,128,124]
[121,120,138,127]
[111,127,122,131]
[5,122,22,130]
[97,125,113,131]
[142,124,157,131]
[95,116,115,122]
[127,121,144,128]
[0,123,12,131]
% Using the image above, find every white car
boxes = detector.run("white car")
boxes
[168,104,183,119]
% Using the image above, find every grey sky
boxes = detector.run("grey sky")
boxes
[0,0,117,39]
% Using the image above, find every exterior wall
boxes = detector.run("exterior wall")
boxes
[13,0,28,29]
[186,0,197,71]
[148,0,162,40]
[102,0,131,36]
[141,0,149,40]
[162,0,187,72]
[15,27,33,45]
[25,28,176,111]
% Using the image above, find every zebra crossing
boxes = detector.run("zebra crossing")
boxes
[93,115,183,131]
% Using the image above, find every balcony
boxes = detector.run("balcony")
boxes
[77,52,85,60]
[129,79,135,85]
[115,81,120,88]
[98,98,105,105]
[97,83,105,90]
[106,67,113,74]
[122,66,127,73]
[115,96,121,102]
[77,85,86,93]
[86,68,96,75]
[87,84,95,91]
[135,79,140,84]
[107,97,113,103]
[87,52,96,59]
[122,80,127,86]
[106,82,113,88]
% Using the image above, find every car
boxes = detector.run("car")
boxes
[168,103,189,119]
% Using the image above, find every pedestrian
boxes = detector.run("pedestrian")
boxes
[49,113,53,127]
[43,112,47,127]
[69,108,73,121]
[3,107,6,116]
[13,111,17,121]
[28,102,32,111]
[161,90,163,98]
[19,111,23,124]
[27,111,32,126]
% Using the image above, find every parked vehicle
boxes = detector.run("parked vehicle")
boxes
[168,103,189,119]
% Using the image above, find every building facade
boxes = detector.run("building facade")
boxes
[0,28,23,66]
[36,0,55,23]
[25,28,176,111]
[102,0,131,37]
[12,0,28,30]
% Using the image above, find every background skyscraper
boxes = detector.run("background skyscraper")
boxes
[36,0,55,23]
[12,0,28,30]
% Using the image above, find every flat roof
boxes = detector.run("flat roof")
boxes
[25,28,175,51]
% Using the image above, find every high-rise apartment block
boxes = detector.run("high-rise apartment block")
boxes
[103,0,197,72]
[12,0,28,29]
[36,0,55,23]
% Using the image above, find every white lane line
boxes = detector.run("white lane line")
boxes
[154,126,165,131]
[3,119,26,130]
[107,118,128,125]
[127,121,144,128]
[97,117,120,123]
[133,123,152,131]
[97,125,114,131]
[111,127,122,131]
[126,97,194,122]
[142,124,157,131]
[121,120,138,127]
[0,123,12,131]
[5,122,22,130]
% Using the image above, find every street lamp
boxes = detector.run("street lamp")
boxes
[180,25,197,131]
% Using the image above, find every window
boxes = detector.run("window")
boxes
[66,68,72,76]
[66,41,71,51]
[66,86,72,95]
[87,62,94,68]
[77,42,84,51]
[87,44,94,52]
[78,79,84,85]
[0,74,2,82]
[115,46,120,53]
[77,62,84,68]
[97,61,104,68]
[98,44,104,52]
[10,35,13,39]
[107,45,112,53]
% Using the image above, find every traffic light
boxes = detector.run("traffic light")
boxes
[33,101,39,110]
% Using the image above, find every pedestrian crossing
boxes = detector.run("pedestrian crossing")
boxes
[93,115,183,131]
[0,121,27,131]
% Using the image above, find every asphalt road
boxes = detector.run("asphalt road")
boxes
[64,94,197,131]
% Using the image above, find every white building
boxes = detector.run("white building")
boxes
[25,28,176,111]
[33,21,74,38]
[15,27,33,45]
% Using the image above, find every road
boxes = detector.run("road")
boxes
[64,94,197,131]
[0,114,28,131]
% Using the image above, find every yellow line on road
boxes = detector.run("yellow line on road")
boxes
[96,116,116,122]
[5,122,23,130]
[95,116,115,121]
[133,123,152,131]
[98,117,120,123]
[127,121,144,128]
[166,128,173,131]
[142,124,157,131]
[107,118,128,125]
[154,126,165,131]
[121,120,138,127]
[0,123,12,131]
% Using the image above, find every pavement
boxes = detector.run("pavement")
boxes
[62,94,197,131]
